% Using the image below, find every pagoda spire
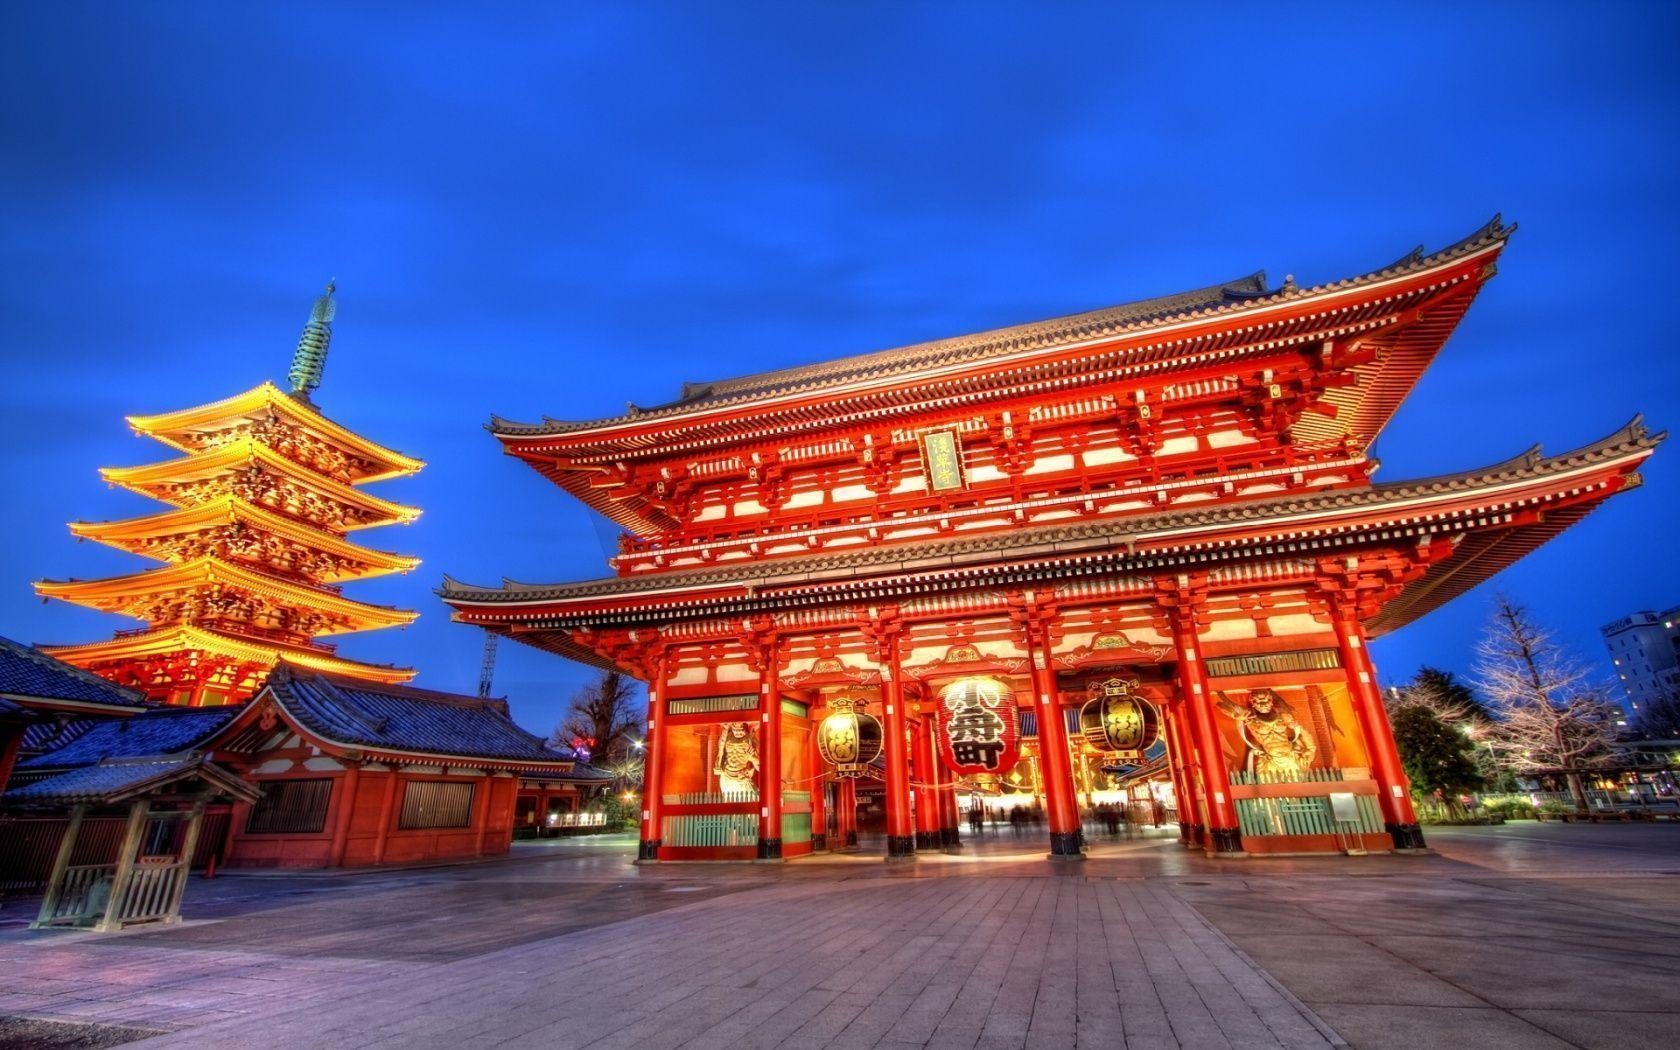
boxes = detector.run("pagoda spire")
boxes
[288,282,337,399]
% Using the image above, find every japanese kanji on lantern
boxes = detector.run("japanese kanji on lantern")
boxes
[1078,677,1160,759]
[936,676,1020,775]
[816,693,883,777]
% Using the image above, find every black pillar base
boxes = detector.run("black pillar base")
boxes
[845,830,859,848]
[1387,822,1427,851]
[939,826,962,849]
[636,838,661,861]
[812,834,828,852]
[1049,831,1084,857]
[1177,821,1192,845]
[886,835,917,859]
[1206,826,1243,854]
[1188,824,1205,849]
[758,838,783,860]
[915,830,942,850]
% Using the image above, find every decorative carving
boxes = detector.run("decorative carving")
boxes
[712,721,760,796]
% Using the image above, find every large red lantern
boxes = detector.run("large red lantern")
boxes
[817,694,883,778]
[1078,678,1160,757]
[936,676,1020,776]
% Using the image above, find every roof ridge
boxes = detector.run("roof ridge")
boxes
[491,217,1513,438]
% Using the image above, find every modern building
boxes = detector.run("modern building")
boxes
[34,287,423,705]
[442,218,1660,861]
[1602,606,1680,721]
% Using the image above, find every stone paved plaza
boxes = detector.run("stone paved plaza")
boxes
[1,824,1677,1049]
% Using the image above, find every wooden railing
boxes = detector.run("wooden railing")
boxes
[660,813,758,848]
[112,858,189,927]
[662,790,758,806]
[35,863,116,927]
[1228,767,1348,786]
[1234,794,1382,837]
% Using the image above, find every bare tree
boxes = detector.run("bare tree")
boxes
[550,669,646,778]
[1474,595,1619,812]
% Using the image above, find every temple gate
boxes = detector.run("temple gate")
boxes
[443,219,1659,860]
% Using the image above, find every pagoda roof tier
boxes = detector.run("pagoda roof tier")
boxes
[442,419,1660,648]
[100,437,422,532]
[37,556,419,636]
[127,381,423,484]
[490,218,1512,532]
[69,496,421,583]
[37,625,416,685]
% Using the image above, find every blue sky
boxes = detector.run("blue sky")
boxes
[3,3,1676,735]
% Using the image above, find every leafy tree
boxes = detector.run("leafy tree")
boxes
[1389,666,1507,791]
[1388,704,1483,812]
[1408,666,1490,722]
[551,669,646,777]
[1474,595,1619,812]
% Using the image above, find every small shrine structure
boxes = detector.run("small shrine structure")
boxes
[4,665,610,878]
[35,286,423,706]
[441,219,1660,860]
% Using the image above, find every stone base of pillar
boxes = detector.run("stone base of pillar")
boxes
[1386,822,1428,851]
[845,830,859,848]
[812,834,827,852]
[636,838,661,862]
[1186,823,1205,848]
[757,838,783,860]
[939,826,962,850]
[886,835,917,860]
[1048,831,1085,858]
[914,830,941,850]
[1205,827,1244,856]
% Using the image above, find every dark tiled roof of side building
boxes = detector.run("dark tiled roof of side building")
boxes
[263,664,583,766]
[18,707,239,771]
[0,635,146,708]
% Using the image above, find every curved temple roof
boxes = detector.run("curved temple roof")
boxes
[490,216,1512,440]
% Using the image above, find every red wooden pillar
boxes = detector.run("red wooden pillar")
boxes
[877,627,916,860]
[911,715,942,850]
[807,725,828,851]
[755,633,784,860]
[1167,602,1244,856]
[838,777,859,849]
[936,736,961,849]
[372,770,399,865]
[329,763,361,867]
[1023,617,1082,858]
[1161,702,1201,847]
[1328,595,1426,850]
[638,652,669,862]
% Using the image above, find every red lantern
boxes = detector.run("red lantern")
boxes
[936,676,1020,776]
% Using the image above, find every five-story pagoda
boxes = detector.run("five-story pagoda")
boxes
[36,286,423,706]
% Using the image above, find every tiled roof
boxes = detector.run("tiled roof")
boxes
[0,634,146,708]
[263,664,581,767]
[5,756,199,804]
[3,755,260,807]
[490,217,1511,437]
[19,707,239,770]
[21,718,99,754]
[515,762,615,783]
